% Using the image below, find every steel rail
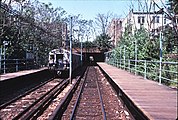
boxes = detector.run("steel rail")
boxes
[69,67,89,120]
[12,79,68,120]
[0,77,55,109]
[48,66,87,120]
[20,79,69,120]
[95,67,107,120]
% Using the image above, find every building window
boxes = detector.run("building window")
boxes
[138,16,145,24]
[142,16,145,23]
[138,16,141,23]
[156,16,159,23]
[152,16,155,23]
[152,16,160,23]
[164,18,166,24]
[119,21,122,28]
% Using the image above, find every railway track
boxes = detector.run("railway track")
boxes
[71,66,106,119]
[0,78,54,109]
[0,65,135,119]
[0,65,87,120]
[62,65,135,120]
[0,78,70,119]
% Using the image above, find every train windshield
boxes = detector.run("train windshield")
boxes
[56,54,63,60]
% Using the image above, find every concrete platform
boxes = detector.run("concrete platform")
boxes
[98,62,177,120]
[0,67,47,81]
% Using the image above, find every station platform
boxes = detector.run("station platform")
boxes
[97,62,177,120]
[0,67,47,81]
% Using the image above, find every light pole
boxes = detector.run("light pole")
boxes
[78,26,83,66]
[69,16,73,83]
[120,46,121,68]
[159,11,164,85]
[0,45,2,73]
[135,38,137,75]
[124,45,126,70]
[3,41,8,74]
[81,35,83,66]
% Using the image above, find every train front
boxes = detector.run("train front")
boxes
[48,49,70,76]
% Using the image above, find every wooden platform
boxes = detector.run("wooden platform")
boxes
[97,62,177,120]
[0,68,47,81]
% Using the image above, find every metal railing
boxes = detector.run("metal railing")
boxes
[0,59,38,74]
[106,58,178,87]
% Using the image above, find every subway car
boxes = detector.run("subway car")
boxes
[48,48,81,76]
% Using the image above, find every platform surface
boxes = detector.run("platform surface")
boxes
[98,62,177,120]
[0,67,47,81]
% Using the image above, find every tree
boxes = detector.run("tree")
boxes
[163,0,178,57]
[116,26,160,60]
[0,0,67,65]
[166,0,178,44]
[95,12,112,35]
[94,33,112,52]
[167,0,178,14]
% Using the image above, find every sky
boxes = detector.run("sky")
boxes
[37,0,165,21]
[37,0,145,20]
[3,0,165,40]
[35,0,165,40]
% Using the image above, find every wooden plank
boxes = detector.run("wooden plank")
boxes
[98,62,177,120]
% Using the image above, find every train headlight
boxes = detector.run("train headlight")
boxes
[64,64,67,69]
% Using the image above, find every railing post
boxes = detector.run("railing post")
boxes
[144,60,147,79]
[128,60,130,72]
[16,59,18,72]
[116,59,118,68]
[120,47,121,68]
[0,59,2,73]
[3,59,5,74]
[26,59,27,70]
[135,60,137,75]
[112,59,114,66]
[124,45,126,70]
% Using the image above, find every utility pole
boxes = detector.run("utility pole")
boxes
[159,31,162,85]
[124,45,126,70]
[0,46,2,73]
[135,38,137,75]
[80,34,83,66]
[159,10,164,85]
[0,0,4,73]
[3,41,8,74]
[69,16,73,84]
[3,43,5,74]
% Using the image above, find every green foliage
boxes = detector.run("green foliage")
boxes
[163,25,177,55]
[0,0,66,65]
[116,27,160,61]
[109,24,177,87]
[167,0,178,14]
[94,33,112,52]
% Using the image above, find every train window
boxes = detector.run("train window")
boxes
[56,54,63,59]
[49,55,54,64]
[50,55,54,59]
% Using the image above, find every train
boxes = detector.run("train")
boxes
[48,48,81,76]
